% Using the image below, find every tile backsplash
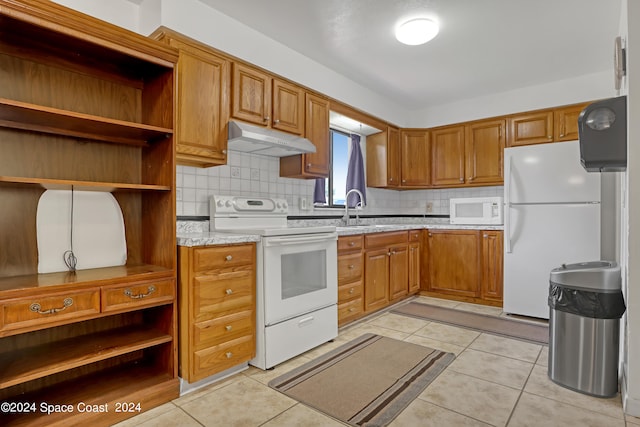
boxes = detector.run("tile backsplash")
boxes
[177,150,502,217]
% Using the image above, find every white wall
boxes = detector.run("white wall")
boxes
[408,70,612,128]
[51,0,139,32]
[620,0,640,417]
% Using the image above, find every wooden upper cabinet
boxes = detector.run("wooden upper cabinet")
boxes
[507,110,554,147]
[174,41,229,167]
[272,79,304,135]
[280,92,330,178]
[231,63,272,127]
[366,126,400,188]
[465,119,504,185]
[431,125,465,187]
[555,103,588,141]
[400,129,430,187]
[231,63,304,135]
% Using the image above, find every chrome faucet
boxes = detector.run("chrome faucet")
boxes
[343,189,365,226]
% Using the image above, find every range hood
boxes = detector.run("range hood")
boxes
[227,120,316,157]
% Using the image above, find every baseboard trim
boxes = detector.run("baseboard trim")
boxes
[622,370,640,416]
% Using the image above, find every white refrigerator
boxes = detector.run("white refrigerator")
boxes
[503,140,601,319]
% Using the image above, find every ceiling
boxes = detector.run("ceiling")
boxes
[195,0,622,111]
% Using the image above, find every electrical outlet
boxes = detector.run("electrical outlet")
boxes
[426,202,433,213]
[230,167,241,178]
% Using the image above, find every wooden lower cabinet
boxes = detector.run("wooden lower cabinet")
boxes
[364,231,409,313]
[178,244,256,383]
[481,231,504,302]
[425,229,503,305]
[337,235,364,325]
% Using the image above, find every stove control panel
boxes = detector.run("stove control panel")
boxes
[211,195,288,215]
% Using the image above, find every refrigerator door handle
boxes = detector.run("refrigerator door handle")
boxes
[504,155,512,253]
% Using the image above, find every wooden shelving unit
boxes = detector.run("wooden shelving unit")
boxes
[0,1,180,425]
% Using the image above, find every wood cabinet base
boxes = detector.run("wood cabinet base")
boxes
[418,291,502,308]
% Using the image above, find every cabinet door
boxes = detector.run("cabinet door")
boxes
[400,130,430,187]
[387,127,401,187]
[231,63,271,126]
[427,230,480,298]
[303,93,330,176]
[365,126,400,188]
[174,44,230,166]
[481,231,503,302]
[507,111,554,146]
[431,125,465,186]
[555,103,588,141]
[408,242,420,294]
[272,78,304,135]
[364,248,390,312]
[389,245,408,301]
[465,119,504,185]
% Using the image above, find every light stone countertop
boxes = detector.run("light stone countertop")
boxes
[176,219,502,246]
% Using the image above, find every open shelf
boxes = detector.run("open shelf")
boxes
[0,264,174,294]
[0,363,179,426]
[0,327,172,389]
[0,99,173,146]
[0,176,171,192]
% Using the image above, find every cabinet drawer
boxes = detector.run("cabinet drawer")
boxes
[101,279,175,313]
[1,290,100,332]
[338,252,363,283]
[193,267,254,322]
[192,335,254,381]
[338,298,364,324]
[365,231,408,248]
[193,309,254,349]
[409,230,421,242]
[338,280,363,303]
[338,235,363,252]
[193,244,255,272]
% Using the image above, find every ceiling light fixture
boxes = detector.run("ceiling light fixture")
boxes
[395,18,439,46]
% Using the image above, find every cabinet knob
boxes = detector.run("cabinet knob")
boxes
[559,133,565,138]
[222,149,227,154]
[483,234,488,238]
[225,289,233,295]
[225,352,233,359]
[387,252,392,256]
[349,264,355,269]
[349,241,355,246]
[547,135,552,139]
[225,255,233,261]
[225,325,232,331]
[459,178,464,182]
[349,288,354,294]
[428,233,433,237]
[402,179,406,183]
[389,178,394,182]
[264,116,270,122]
[274,119,280,124]
[349,307,355,312]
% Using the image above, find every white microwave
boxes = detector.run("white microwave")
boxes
[449,197,503,225]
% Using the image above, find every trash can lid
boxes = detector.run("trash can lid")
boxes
[549,261,621,292]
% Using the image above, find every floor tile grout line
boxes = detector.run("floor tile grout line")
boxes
[414,398,497,426]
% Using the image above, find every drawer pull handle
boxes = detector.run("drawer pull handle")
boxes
[226,352,233,359]
[30,297,73,315]
[124,285,156,299]
[349,288,355,294]
[225,325,232,331]
[225,289,233,295]
[225,255,233,261]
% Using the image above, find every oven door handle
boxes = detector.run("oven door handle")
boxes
[263,232,337,246]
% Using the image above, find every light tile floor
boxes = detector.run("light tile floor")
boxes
[116,296,634,427]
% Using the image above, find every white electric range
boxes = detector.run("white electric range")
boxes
[210,195,338,369]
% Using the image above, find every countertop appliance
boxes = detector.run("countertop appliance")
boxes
[210,195,338,369]
[449,196,503,225]
[503,141,601,319]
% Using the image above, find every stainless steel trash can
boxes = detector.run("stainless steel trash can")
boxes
[548,261,625,397]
